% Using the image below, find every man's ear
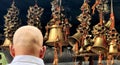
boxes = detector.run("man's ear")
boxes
[9,44,15,57]
[39,46,46,59]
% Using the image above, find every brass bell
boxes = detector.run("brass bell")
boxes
[2,38,11,47]
[83,38,92,51]
[91,36,107,54]
[46,25,65,46]
[109,40,118,54]
[79,38,91,53]
[68,30,82,46]
[83,38,90,47]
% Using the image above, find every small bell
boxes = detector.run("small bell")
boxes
[109,39,118,54]
[2,38,12,48]
[68,31,82,46]
[91,36,107,54]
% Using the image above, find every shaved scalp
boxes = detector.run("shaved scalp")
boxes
[12,25,43,56]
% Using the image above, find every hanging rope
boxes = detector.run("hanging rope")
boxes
[92,0,101,14]
[99,11,103,25]
[110,0,115,30]
[53,46,58,65]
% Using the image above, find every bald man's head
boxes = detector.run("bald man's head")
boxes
[10,25,45,57]
[13,25,43,46]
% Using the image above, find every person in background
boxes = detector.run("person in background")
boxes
[8,25,46,65]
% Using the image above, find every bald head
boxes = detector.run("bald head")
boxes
[11,25,44,56]
[13,25,43,46]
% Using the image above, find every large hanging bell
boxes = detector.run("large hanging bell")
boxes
[46,25,65,46]
[68,30,82,46]
[91,36,108,54]
[109,39,118,54]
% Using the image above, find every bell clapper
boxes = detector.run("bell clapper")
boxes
[53,47,58,65]
[106,54,114,65]
[98,52,103,65]
[53,42,59,65]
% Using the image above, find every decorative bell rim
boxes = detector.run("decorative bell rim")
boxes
[91,47,108,54]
